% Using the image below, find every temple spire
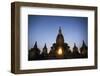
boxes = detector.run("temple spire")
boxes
[74,43,76,47]
[56,26,64,45]
[34,41,37,48]
[44,43,47,49]
[82,40,86,47]
[59,26,62,34]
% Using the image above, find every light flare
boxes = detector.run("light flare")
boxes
[57,47,63,55]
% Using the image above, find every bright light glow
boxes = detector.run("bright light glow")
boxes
[58,47,63,55]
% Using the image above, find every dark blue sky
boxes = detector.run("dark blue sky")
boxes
[28,15,88,51]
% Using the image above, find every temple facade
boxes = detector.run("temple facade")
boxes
[49,27,71,59]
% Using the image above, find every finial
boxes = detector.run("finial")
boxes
[59,26,62,34]
[74,43,76,47]
[34,41,37,48]
[82,40,86,46]
[44,43,47,48]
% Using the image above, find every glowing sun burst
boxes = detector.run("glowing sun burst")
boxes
[57,47,63,55]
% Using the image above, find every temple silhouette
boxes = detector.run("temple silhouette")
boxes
[28,27,88,60]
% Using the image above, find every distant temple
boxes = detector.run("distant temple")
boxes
[49,27,71,59]
[28,27,88,61]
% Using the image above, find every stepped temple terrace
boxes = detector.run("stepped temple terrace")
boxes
[28,27,88,61]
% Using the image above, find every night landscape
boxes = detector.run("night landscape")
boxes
[28,15,88,61]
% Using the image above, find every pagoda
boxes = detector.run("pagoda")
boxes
[49,27,71,59]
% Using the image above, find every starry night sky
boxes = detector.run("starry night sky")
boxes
[28,15,88,51]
